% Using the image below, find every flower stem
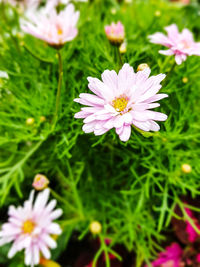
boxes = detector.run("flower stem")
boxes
[52,50,63,129]
[163,61,176,86]
[114,45,123,71]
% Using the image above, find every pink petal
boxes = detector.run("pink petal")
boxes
[119,125,131,142]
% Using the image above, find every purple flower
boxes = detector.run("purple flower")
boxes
[149,24,200,65]
[74,63,168,142]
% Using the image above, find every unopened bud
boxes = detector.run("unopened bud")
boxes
[40,116,46,122]
[90,221,102,234]
[137,63,150,72]
[26,117,35,126]
[181,163,192,174]
[182,77,188,83]
[105,21,125,46]
[40,258,61,267]
[32,174,49,190]
[155,10,161,17]
[119,42,127,54]
[111,8,117,14]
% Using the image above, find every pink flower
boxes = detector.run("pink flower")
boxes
[149,24,200,65]
[197,254,200,263]
[149,243,183,267]
[185,206,200,243]
[0,189,62,266]
[74,63,168,142]
[170,0,190,4]
[3,0,39,10]
[21,3,79,47]
[105,21,125,45]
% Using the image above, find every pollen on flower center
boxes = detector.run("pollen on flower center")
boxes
[179,40,190,49]
[22,220,35,234]
[112,95,129,112]
[57,27,63,35]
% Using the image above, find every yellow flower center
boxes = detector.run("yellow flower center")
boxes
[57,28,63,36]
[112,95,128,112]
[22,220,35,234]
[180,40,190,49]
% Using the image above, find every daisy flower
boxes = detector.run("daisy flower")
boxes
[148,24,200,65]
[21,3,79,48]
[0,189,62,266]
[74,63,168,142]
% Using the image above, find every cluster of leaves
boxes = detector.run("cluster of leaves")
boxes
[0,0,200,266]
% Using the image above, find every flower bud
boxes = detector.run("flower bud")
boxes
[137,63,150,72]
[105,21,125,46]
[40,116,46,122]
[32,174,49,191]
[155,10,161,17]
[182,77,188,83]
[26,117,35,126]
[90,221,102,234]
[119,42,127,54]
[40,258,61,267]
[181,163,192,173]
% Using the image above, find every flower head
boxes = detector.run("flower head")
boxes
[0,189,62,266]
[149,243,183,267]
[32,174,50,191]
[105,21,125,45]
[21,3,79,48]
[74,63,168,142]
[149,24,200,65]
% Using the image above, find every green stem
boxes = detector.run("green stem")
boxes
[23,43,53,63]
[52,50,63,128]
[114,45,123,71]
[163,61,176,86]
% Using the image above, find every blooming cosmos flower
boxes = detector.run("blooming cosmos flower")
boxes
[148,243,183,267]
[0,189,62,266]
[32,174,50,191]
[148,24,200,65]
[105,21,125,45]
[74,63,168,142]
[21,3,79,48]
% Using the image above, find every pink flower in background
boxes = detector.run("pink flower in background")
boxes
[74,63,168,142]
[21,3,79,47]
[185,205,200,243]
[0,189,62,266]
[149,243,183,267]
[3,0,40,10]
[170,0,190,4]
[148,24,200,65]
[105,21,125,45]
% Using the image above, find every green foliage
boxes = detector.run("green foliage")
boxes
[0,0,200,266]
